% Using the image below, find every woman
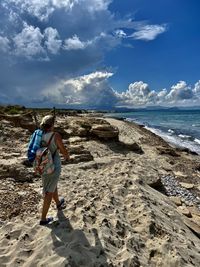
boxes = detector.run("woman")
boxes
[39,115,70,225]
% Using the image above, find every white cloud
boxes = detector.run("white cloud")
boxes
[44,27,62,54]
[63,35,89,50]
[166,81,194,101]
[193,80,200,94]
[114,29,127,38]
[51,0,77,9]
[2,61,200,108]
[8,10,20,24]
[80,0,112,12]
[1,0,168,62]
[39,75,200,108]
[13,23,45,59]
[0,0,169,105]
[117,81,154,106]
[157,88,168,103]
[128,81,150,97]
[0,36,10,52]
[41,71,117,107]
[114,23,167,42]
[131,24,167,41]
[6,0,57,21]
[116,80,198,107]
[5,0,112,22]
[12,24,62,58]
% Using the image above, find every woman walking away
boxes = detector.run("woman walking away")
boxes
[39,115,70,225]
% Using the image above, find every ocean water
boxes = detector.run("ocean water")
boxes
[107,110,200,154]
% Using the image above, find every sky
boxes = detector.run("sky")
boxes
[0,0,200,109]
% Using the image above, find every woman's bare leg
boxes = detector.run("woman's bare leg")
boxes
[52,187,60,206]
[41,192,53,221]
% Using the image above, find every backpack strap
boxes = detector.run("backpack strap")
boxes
[47,133,55,147]
[47,133,57,158]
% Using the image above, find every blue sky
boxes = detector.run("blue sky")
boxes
[0,0,200,108]
[108,0,200,92]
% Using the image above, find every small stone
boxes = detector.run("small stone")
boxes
[179,182,194,189]
[170,196,182,206]
[177,206,191,217]
[185,202,194,207]
[174,171,187,177]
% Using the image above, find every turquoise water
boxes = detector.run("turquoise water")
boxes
[107,110,200,154]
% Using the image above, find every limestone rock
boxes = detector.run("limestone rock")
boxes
[54,126,70,139]
[68,137,87,144]
[69,153,94,164]
[63,118,91,137]
[170,196,182,206]
[0,112,36,132]
[68,145,87,154]
[188,206,200,216]
[173,171,187,177]
[67,144,94,163]
[183,217,200,236]
[177,206,191,217]
[179,182,194,189]
[75,127,88,137]
[191,214,200,226]
[0,163,33,182]
[90,124,119,140]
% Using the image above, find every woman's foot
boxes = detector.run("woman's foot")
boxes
[39,217,53,225]
[57,198,66,210]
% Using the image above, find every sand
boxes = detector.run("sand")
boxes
[0,115,200,266]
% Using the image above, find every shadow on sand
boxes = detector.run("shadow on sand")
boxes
[102,140,144,156]
[47,210,110,267]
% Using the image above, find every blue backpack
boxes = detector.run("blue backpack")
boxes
[27,129,43,162]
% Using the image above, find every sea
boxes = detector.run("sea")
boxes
[107,109,200,155]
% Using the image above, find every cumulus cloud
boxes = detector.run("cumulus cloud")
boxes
[41,71,117,108]
[193,80,200,94]
[12,24,62,59]
[116,80,198,107]
[117,81,156,106]
[131,24,167,41]
[1,0,168,60]
[36,74,200,108]
[13,23,45,59]
[3,65,200,108]
[44,27,62,54]
[0,0,168,106]
[5,0,112,22]
[166,81,194,101]
[63,35,89,50]
[0,36,10,53]
[5,0,70,21]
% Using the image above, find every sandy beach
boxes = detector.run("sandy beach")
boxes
[0,113,200,266]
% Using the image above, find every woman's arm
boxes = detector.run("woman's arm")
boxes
[55,132,70,160]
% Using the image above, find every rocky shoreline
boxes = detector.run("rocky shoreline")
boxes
[0,112,200,266]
